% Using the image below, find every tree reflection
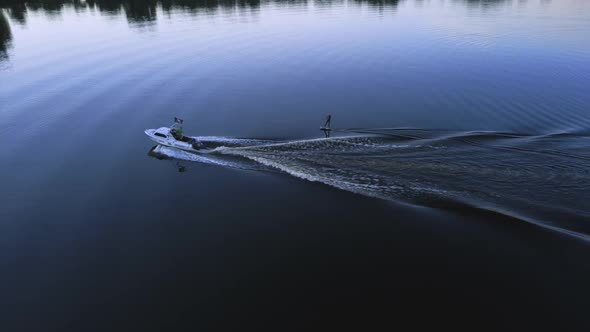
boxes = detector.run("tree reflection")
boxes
[0,0,269,24]
[124,0,157,23]
[1,1,28,24]
[0,10,12,61]
[0,0,516,25]
[24,0,66,13]
[86,0,124,14]
[353,0,400,9]
[462,0,510,9]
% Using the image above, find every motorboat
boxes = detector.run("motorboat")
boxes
[145,114,334,153]
[145,118,205,152]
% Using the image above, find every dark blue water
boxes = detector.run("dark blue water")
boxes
[1,1,590,330]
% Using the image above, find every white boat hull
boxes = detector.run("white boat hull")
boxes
[144,128,205,152]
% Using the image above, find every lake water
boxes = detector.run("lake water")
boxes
[1,1,590,330]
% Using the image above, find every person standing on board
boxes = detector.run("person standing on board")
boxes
[321,114,332,138]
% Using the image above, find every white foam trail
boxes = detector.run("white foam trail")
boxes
[193,136,274,147]
[215,136,590,243]
[152,134,590,243]
[154,145,246,169]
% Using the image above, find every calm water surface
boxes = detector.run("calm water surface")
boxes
[1,1,590,330]
[2,0,589,236]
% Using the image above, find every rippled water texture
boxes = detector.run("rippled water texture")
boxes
[152,129,590,240]
[1,1,590,240]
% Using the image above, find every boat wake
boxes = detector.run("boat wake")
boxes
[148,136,275,171]
[150,129,590,241]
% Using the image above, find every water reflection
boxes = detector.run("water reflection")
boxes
[0,0,562,64]
[124,0,157,24]
[22,0,66,13]
[147,146,188,172]
[0,0,525,25]
[462,0,510,9]
[0,11,11,61]
[353,0,400,10]
[0,0,266,24]
[89,0,125,14]
[2,2,27,24]
[160,0,262,16]
[0,0,411,26]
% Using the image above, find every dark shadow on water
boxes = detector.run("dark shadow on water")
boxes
[147,145,171,160]
[147,145,189,172]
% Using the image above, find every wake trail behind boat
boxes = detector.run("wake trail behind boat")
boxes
[154,129,590,241]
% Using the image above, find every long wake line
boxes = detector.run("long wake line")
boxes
[152,129,590,242]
